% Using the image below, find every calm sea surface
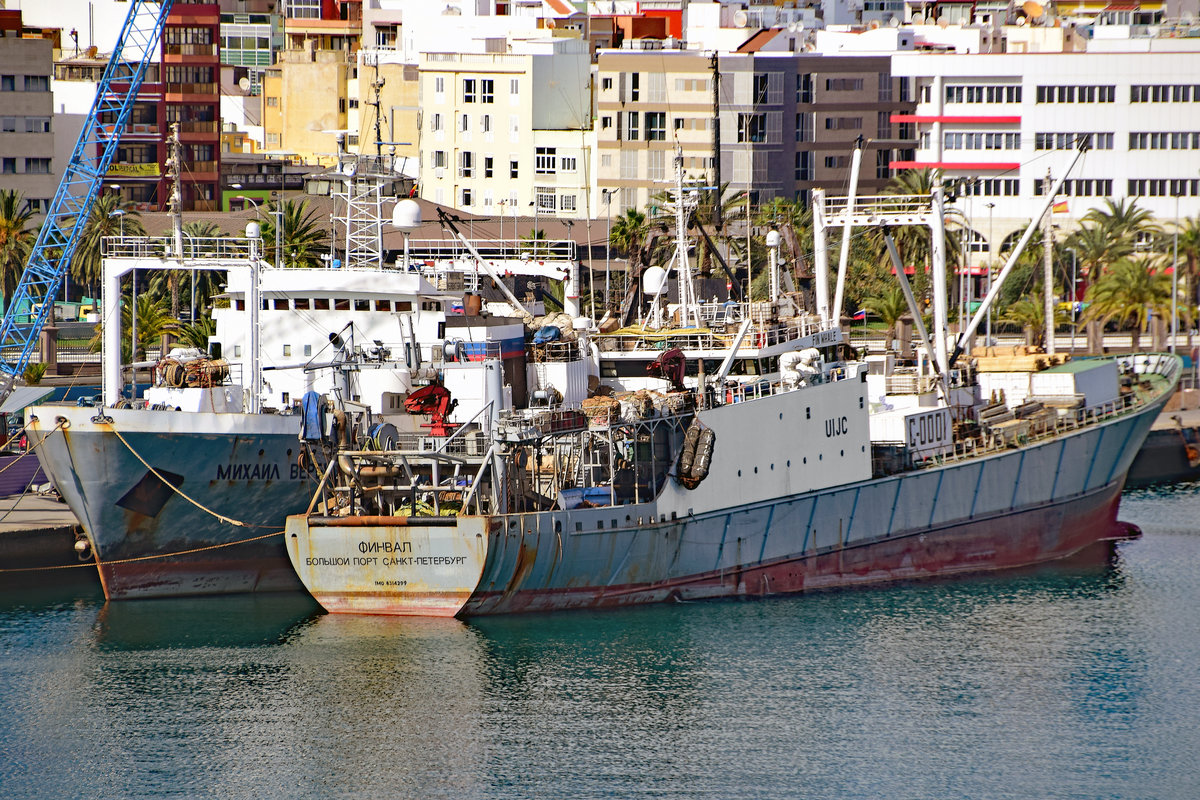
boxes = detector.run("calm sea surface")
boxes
[3,485,1200,800]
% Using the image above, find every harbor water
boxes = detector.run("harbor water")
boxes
[3,485,1200,799]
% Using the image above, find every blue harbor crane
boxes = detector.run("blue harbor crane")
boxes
[0,0,177,401]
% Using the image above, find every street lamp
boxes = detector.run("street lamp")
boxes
[602,188,617,310]
[1173,190,1180,354]
[236,194,282,269]
[985,201,995,345]
[1067,246,1077,354]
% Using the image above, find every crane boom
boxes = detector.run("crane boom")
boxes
[0,0,176,401]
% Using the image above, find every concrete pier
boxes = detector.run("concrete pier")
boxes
[0,494,100,589]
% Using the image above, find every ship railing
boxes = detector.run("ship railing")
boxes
[594,321,817,353]
[823,194,933,218]
[914,389,1148,469]
[404,238,577,262]
[102,235,259,261]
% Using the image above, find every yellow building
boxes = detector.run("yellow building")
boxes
[262,42,354,166]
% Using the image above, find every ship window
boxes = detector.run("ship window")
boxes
[283,344,291,357]
[261,300,268,310]
[273,299,288,310]
[234,345,242,357]
[235,299,245,310]
[597,520,604,529]
[375,300,391,311]
[576,522,582,532]
[396,301,412,312]
[334,299,350,311]
[304,345,312,356]
[294,298,310,310]
[611,519,617,529]
[355,299,369,311]
[555,520,562,533]
[313,298,330,310]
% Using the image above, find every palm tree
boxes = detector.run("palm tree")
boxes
[0,189,37,310]
[1081,256,1172,351]
[1083,197,1161,247]
[1065,222,1134,283]
[260,199,327,269]
[175,316,215,351]
[609,208,649,272]
[999,296,1070,349]
[148,221,226,319]
[123,293,178,362]
[73,192,145,299]
[862,286,908,349]
[1172,216,1200,320]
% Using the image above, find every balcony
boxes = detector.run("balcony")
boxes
[165,82,217,97]
[177,120,220,135]
[164,43,218,58]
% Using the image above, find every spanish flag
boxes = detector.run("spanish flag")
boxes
[1052,199,1069,214]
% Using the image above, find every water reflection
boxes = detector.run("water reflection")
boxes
[91,592,322,650]
[4,487,1200,799]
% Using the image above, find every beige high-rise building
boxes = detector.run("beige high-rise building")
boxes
[417,38,593,221]
[0,13,57,216]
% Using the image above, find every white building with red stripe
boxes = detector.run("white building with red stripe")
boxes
[888,50,1200,259]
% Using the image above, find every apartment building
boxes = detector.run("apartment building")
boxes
[890,50,1200,252]
[594,45,914,215]
[418,37,593,220]
[0,11,56,215]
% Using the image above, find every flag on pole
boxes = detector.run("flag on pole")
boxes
[1052,199,1069,214]
[852,308,868,320]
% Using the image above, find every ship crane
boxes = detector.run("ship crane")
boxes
[0,0,177,403]
[404,384,459,437]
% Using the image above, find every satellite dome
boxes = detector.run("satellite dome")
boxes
[643,266,668,294]
[392,198,422,231]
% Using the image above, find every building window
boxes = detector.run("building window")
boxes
[463,78,476,103]
[560,155,577,173]
[481,78,494,103]
[535,147,557,174]
[619,149,638,180]
[602,77,613,90]
[434,76,445,96]
[796,73,813,104]
[510,78,519,96]
[561,194,577,212]
[629,72,640,102]
[825,116,862,131]
[510,159,519,179]
[266,96,279,107]
[737,112,766,143]
[459,151,473,177]
[460,113,469,132]
[796,112,813,142]
[943,132,1020,150]
[647,149,665,181]
[627,111,639,141]
[794,151,813,181]
[601,115,612,129]
[1035,85,1115,104]
[1036,132,1114,150]
[753,74,769,104]
[1,117,15,133]
[481,114,491,133]
[484,156,494,178]
[878,73,892,102]
[877,111,891,139]
[432,150,446,168]
[461,188,473,206]
[431,112,442,132]
[1,158,15,173]
[23,75,49,93]
[24,157,50,174]
[536,187,556,211]
[645,111,666,141]
[825,77,863,92]
[0,75,14,92]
